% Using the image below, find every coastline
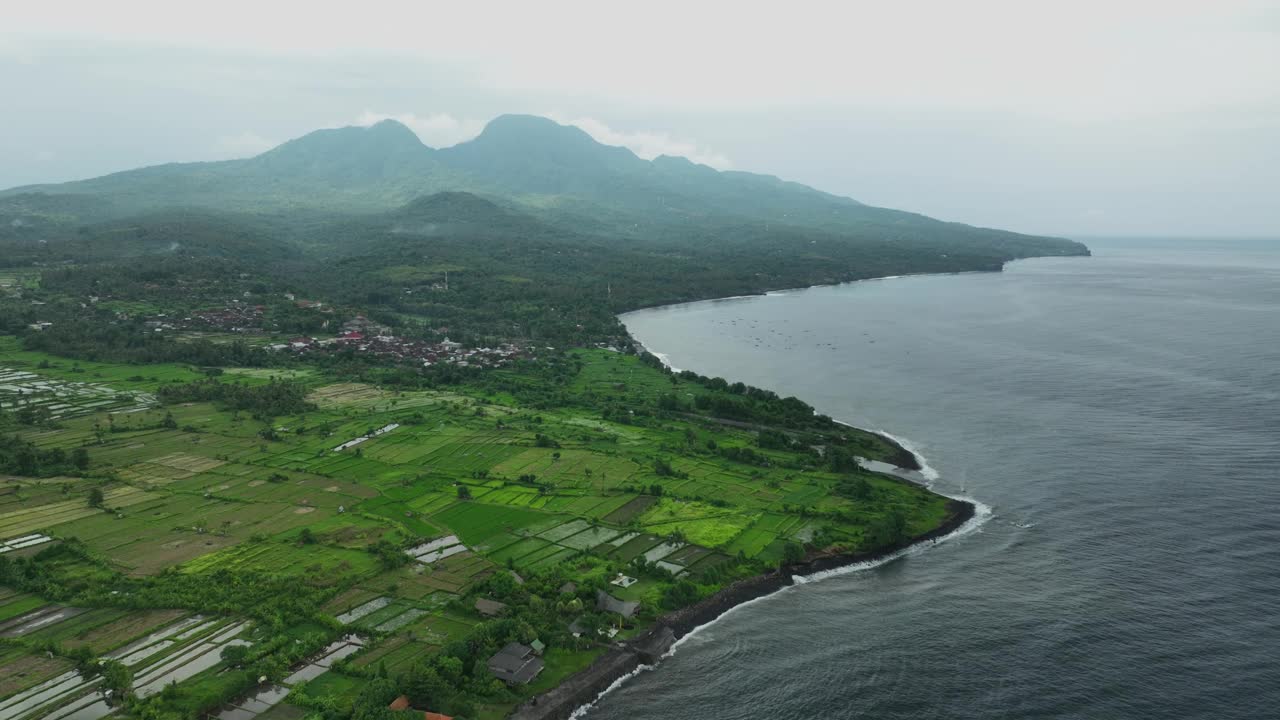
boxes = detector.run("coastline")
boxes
[510,498,977,720]
[510,328,979,720]
[509,267,1030,719]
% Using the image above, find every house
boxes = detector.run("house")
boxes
[596,590,639,619]
[387,695,453,720]
[487,642,545,685]
[342,315,391,336]
[474,598,508,617]
[558,581,577,595]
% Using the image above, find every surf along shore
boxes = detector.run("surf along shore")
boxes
[509,335,975,719]
[510,493,976,720]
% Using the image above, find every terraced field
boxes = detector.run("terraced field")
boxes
[0,343,953,720]
[0,368,156,420]
[0,607,251,720]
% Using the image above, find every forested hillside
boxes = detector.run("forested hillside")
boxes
[0,114,1088,356]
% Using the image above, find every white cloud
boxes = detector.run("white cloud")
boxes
[353,111,484,148]
[8,1,1276,120]
[549,115,732,169]
[0,40,37,65]
[3,1,1276,234]
[213,131,275,158]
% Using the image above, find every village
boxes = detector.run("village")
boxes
[267,316,530,368]
[92,295,531,369]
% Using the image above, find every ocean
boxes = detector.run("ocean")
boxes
[586,238,1280,719]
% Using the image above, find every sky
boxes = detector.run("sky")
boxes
[2,0,1278,237]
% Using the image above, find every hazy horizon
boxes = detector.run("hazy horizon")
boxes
[3,0,1278,238]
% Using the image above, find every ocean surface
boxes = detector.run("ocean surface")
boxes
[592,238,1280,720]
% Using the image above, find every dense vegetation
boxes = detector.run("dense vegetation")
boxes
[0,343,958,720]
[0,114,1068,720]
[1,114,1085,350]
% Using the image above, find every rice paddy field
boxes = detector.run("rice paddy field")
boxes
[0,342,952,720]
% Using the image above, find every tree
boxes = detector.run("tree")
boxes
[405,665,451,709]
[456,485,472,500]
[369,540,409,570]
[98,660,133,706]
[88,486,105,508]
[837,476,873,501]
[782,542,806,565]
[221,644,249,667]
[870,508,909,547]
[828,447,860,473]
[71,447,90,471]
[660,579,700,609]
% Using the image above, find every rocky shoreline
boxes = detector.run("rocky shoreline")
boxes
[509,497,976,720]
[868,431,922,471]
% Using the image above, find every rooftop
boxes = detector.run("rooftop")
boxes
[487,642,545,685]
[474,598,508,617]
[596,590,639,618]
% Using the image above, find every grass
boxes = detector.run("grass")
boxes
[429,502,558,546]
[0,595,47,623]
[0,341,959,713]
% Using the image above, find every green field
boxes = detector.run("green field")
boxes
[0,342,958,720]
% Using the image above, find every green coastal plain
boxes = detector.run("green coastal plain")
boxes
[0,338,949,720]
[0,114,1082,720]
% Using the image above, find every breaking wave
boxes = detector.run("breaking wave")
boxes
[871,428,942,481]
[567,663,656,719]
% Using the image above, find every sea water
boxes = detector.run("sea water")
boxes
[587,238,1280,720]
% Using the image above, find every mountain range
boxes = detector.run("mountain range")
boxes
[1,114,1085,257]
[0,115,1088,347]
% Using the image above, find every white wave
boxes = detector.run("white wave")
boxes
[629,339,683,373]
[570,583,807,717]
[570,493,990,717]
[869,428,941,481]
[648,351,683,374]
[661,584,802,657]
[829,421,940,482]
[795,495,993,584]
[567,662,656,719]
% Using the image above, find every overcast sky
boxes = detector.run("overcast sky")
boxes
[3,0,1278,237]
